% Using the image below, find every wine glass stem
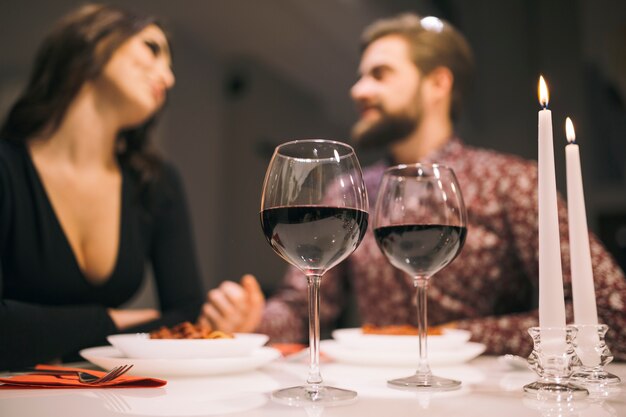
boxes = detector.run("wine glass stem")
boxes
[415,277,432,376]
[306,274,323,389]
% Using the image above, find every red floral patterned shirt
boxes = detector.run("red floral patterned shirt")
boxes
[258,139,626,359]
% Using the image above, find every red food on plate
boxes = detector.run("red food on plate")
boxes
[149,321,234,339]
[361,324,443,336]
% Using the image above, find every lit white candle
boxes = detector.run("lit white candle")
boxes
[565,117,601,364]
[537,76,566,330]
[565,117,598,326]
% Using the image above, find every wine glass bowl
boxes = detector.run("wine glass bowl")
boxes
[373,163,467,390]
[260,205,368,276]
[260,139,368,405]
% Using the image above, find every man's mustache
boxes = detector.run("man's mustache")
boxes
[356,102,384,114]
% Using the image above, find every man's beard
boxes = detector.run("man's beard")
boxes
[351,109,418,150]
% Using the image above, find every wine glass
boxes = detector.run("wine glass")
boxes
[260,139,369,405]
[373,163,467,390]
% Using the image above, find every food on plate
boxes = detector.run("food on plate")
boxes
[362,323,443,336]
[149,321,234,339]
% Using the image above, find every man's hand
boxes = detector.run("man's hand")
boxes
[198,274,265,333]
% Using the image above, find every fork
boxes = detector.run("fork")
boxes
[30,364,134,384]
[80,364,133,384]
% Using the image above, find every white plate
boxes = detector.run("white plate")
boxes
[79,346,281,377]
[321,340,486,366]
[331,328,471,351]
[107,333,269,359]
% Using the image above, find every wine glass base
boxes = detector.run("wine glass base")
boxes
[388,374,462,391]
[523,381,588,399]
[571,370,622,386]
[271,385,357,407]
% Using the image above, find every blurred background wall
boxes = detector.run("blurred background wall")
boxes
[1,0,625,307]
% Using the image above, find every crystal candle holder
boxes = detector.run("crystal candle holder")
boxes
[571,324,621,386]
[523,326,588,399]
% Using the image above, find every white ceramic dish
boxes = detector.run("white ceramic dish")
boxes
[331,328,471,351]
[321,340,486,366]
[106,333,269,359]
[79,346,281,377]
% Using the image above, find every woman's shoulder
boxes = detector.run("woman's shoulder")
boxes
[130,160,187,214]
[0,140,27,176]
[151,161,185,196]
[0,139,24,158]
[0,141,25,228]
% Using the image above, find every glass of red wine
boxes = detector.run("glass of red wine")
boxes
[374,163,467,391]
[260,139,369,405]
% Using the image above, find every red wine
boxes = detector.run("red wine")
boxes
[261,206,368,275]
[374,224,466,277]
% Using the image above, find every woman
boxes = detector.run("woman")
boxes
[0,4,204,369]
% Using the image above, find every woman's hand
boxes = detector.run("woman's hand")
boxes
[108,308,160,330]
[198,274,265,333]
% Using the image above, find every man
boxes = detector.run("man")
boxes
[201,13,626,358]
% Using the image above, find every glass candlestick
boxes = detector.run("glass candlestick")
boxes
[571,324,621,386]
[523,326,589,399]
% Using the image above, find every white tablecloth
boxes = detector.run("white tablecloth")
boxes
[1,355,624,416]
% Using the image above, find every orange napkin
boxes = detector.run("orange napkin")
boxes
[269,343,330,362]
[270,343,307,357]
[0,364,166,389]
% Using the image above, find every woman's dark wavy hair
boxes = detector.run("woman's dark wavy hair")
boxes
[0,3,169,188]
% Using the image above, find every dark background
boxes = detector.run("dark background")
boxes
[1,0,624,307]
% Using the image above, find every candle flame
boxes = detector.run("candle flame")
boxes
[565,117,576,144]
[538,75,549,108]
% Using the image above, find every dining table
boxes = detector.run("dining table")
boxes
[1,350,624,417]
